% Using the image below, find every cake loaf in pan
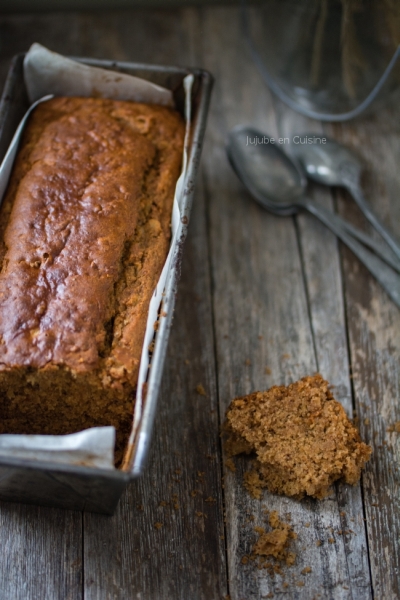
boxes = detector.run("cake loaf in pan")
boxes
[0,96,185,461]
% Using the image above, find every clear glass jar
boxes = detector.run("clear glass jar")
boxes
[244,0,400,120]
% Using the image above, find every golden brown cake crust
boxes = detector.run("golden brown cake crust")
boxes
[0,97,185,455]
[224,374,372,499]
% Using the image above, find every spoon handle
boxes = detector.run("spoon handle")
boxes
[345,179,400,262]
[338,218,400,273]
[302,198,400,309]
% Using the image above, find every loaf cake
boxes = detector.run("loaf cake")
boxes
[224,374,371,499]
[0,96,185,461]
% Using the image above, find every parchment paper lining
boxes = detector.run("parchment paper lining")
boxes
[0,44,192,471]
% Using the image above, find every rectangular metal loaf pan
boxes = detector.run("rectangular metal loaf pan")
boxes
[0,53,213,515]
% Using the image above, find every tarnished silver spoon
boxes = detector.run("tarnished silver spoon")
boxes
[226,125,400,308]
[292,134,400,262]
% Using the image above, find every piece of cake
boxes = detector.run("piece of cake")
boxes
[0,96,185,461]
[224,374,371,499]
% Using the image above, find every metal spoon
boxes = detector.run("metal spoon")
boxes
[227,125,400,308]
[291,134,400,262]
[227,126,400,272]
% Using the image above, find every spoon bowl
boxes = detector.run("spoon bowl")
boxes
[226,125,400,308]
[226,125,305,216]
[292,132,400,260]
[291,136,362,187]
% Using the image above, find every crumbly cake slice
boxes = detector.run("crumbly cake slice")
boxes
[224,374,371,499]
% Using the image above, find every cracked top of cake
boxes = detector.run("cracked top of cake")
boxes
[224,374,371,499]
[0,97,184,385]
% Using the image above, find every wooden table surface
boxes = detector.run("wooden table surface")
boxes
[0,6,399,599]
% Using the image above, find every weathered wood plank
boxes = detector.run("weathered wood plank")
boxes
[0,503,82,600]
[328,112,400,600]
[200,6,374,598]
[2,0,239,15]
[277,107,372,598]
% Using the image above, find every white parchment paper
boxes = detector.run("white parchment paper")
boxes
[24,43,174,106]
[0,44,192,470]
[0,427,116,469]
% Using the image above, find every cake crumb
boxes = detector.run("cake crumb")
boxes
[245,359,252,366]
[225,458,236,472]
[154,522,163,529]
[387,421,400,433]
[265,367,272,375]
[301,566,312,574]
[304,522,311,528]
[224,374,371,499]
[196,384,207,396]
[316,540,322,547]
[243,469,263,500]
[252,511,297,567]
[286,551,296,566]
[241,556,249,565]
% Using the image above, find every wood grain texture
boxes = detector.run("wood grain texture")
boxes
[0,5,399,599]
[0,502,82,600]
